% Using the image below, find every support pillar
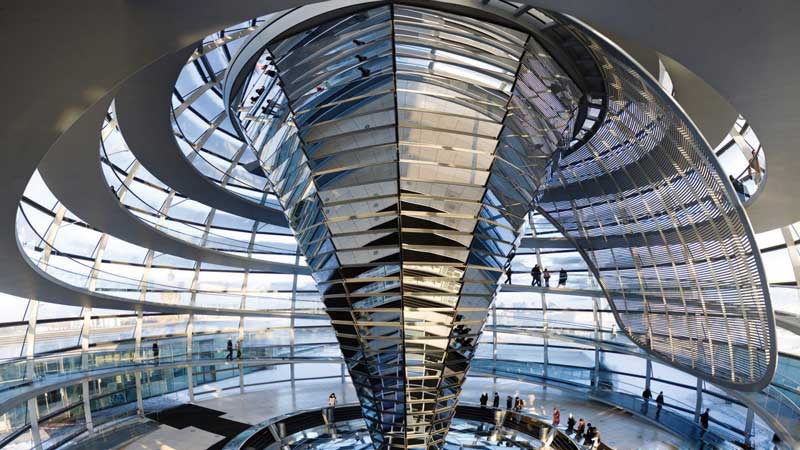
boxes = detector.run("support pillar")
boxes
[80,308,93,432]
[491,304,498,363]
[133,311,143,362]
[27,398,42,450]
[135,372,144,416]
[187,365,195,403]
[186,301,196,403]
[23,302,41,449]
[744,408,754,446]
[81,308,91,369]
[542,297,549,380]
[239,364,245,394]
[238,272,247,395]
[81,381,94,432]
[24,301,39,382]
[694,378,703,423]
[530,213,548,380]
[591,296,601,391]
[186,284,196,403]
[290,250,300,388]
[186,314,194,361]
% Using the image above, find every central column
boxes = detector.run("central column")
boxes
[246,5,581,448]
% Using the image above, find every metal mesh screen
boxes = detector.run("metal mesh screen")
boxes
[537,20,775,391]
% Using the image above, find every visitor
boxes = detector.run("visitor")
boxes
[552,406,560,428]
[729,175,748,202]
[655,391,664,416]
[749,149,762,184]
[575,418,585,438]
[261,99,277,115]
[772,432,782,450]
[152,341,159,364]
[493,392,500,408]
[566,413,575,433]
[700,408,710,431]
[642,387,652,413]
[236,339,242,359]
[480,392,488,407]
[505,264,513,284]
[531,264,541,287]
[226,337,234,361]
[591,429,601,450]
[558,268,567,287]
[506,395,513,410]
[507,397,522,423]
[583,424,594,446]
[543,268,551,287]
[328,393,337,407]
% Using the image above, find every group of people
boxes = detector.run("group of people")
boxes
[504,264,569,287]
[149,337,243,364]
[477,394,606,448]
[641,387,712,433]
[478,392,526,411]
[729,148,763,204]
[563,409,602,449]
[531,265,568,288]
[640,387,665,417]
[225,337,243,360]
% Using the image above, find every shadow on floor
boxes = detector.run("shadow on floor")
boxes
[147,404,251,450]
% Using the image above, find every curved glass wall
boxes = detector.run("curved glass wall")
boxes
[170,15,278,205]
[101,103,292,257]
[5,205,795,449]
[536,16,774,391]
[16,179,314,314]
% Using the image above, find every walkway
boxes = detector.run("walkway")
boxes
[469,366,742,449]
[5,330,798,448]
[114,45,290,228]
[36,90,298,273]
[3,354,736,450]
[117,376,685,450]
[0,353,341,416]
